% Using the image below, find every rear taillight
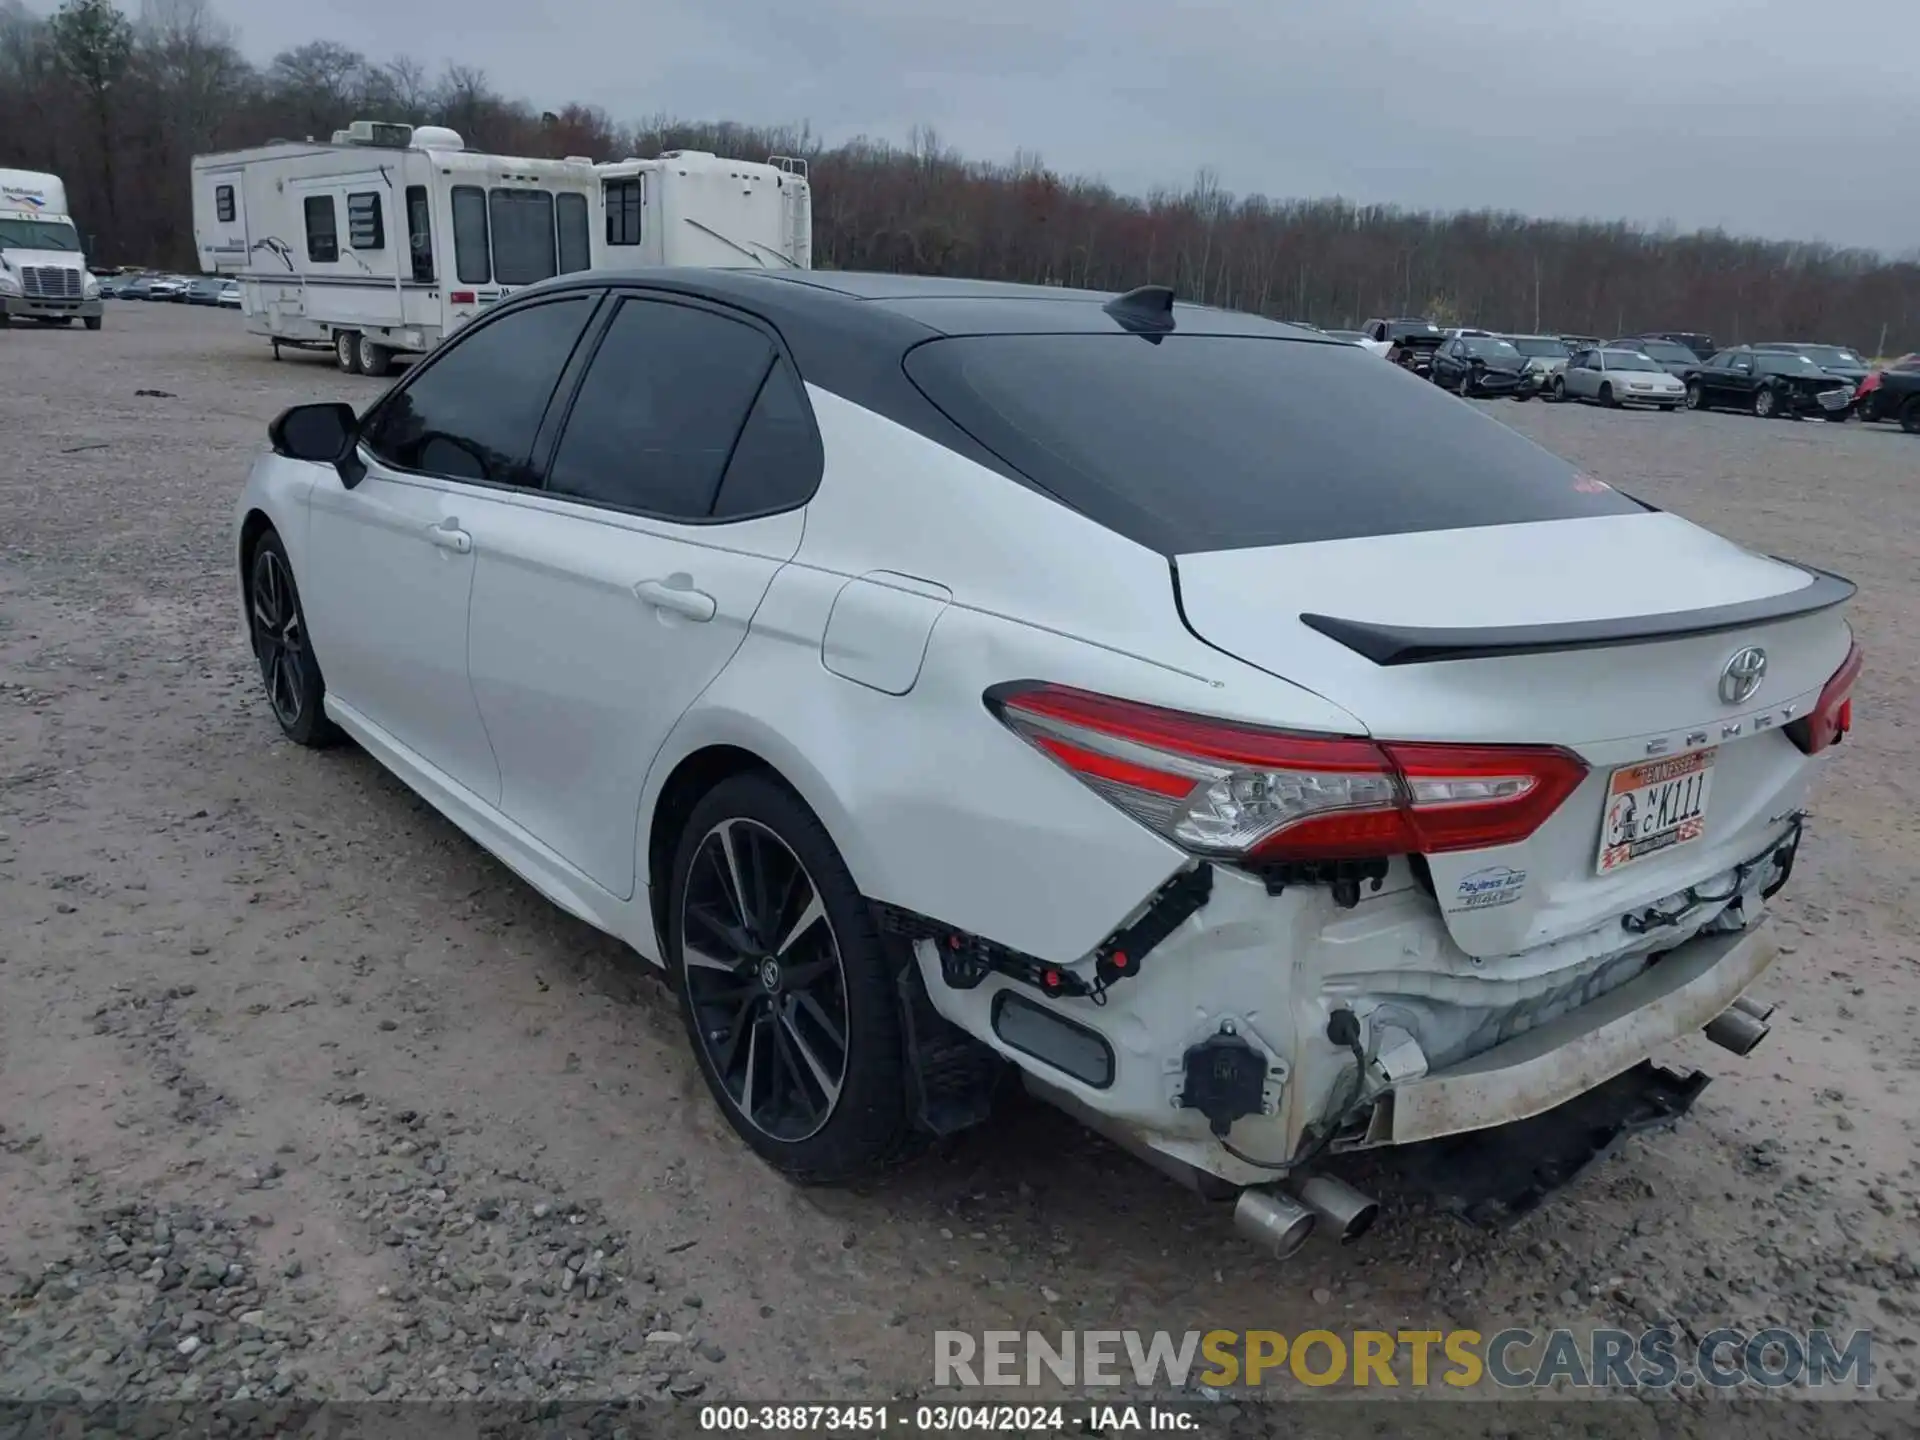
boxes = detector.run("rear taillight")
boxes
[450,290,476,304]
[1787,640,1863,756]
[987,684,1588,863]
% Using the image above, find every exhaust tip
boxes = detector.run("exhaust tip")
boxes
[1293,1174,1381,1244]
[1732,994,1777,1023]
[1233,1187,1316,1259]
[1704,1006,1770,1057]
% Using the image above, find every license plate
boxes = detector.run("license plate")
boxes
[1596,749,1715,874]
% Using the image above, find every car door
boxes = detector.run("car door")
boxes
[1430,338,1455,385]
[301,291,601,802]
[1722,351,1758,405]
[1563,350,1595,399]
[461,292,818,900]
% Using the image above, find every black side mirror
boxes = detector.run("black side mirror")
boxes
[268,402,366,488]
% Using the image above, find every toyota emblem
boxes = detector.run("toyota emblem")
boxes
[1719,646,1768,706]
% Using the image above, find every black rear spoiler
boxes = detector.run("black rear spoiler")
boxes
[1302,565,1855,666]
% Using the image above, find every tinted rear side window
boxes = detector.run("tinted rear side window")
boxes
[712,359,823,519]
[546,298,776,519]
[903,334,1644,554]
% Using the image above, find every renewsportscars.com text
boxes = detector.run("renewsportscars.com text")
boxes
[934,1327,1873,1390]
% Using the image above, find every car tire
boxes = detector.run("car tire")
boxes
[1684,382,1705,411]
[246,530,342,749]
[1753,387,1777,419]
[335,331,362,374]
[1599,383,1616,408]
[83,316,101,331]
[1901,397,1920,435]
[667,772,918,1185]
[1551,376,1566,402]
[357,334,394,378]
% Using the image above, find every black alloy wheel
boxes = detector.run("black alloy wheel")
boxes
[668,774,917,1182]
[247,532,339,747]
[679,815,850,1143]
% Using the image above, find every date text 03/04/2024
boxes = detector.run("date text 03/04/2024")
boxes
[699,1404,1198,1432]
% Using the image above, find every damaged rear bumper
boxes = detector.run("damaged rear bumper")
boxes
[1382,924,1775,1144]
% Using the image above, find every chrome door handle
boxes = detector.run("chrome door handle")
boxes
[427,523,471,554]
[634,577,717,622]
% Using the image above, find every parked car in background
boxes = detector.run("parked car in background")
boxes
[1855,362,1920,430]
[1683,346,1855,419]
[1502,334,1573,393]
[1609,336,1698,378]
[145,275,187,301]
[1362,317,1445,374]
[1323,329,1368,344]
[217,279,241,309]
[1752,343,1872,392]
[1855,355,1920,421]
[1556,347,1686,408]
[1627,331,1716,362]
[93,274,120,298]
[185,277,228,306]
[1429,334,1539,399]
[1558,333,1602,353]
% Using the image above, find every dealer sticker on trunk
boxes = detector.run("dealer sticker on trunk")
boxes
[1596,748,1716,874]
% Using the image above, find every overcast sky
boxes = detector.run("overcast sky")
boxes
[226,0,1916,253]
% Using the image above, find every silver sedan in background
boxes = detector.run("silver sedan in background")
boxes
[1555,347,1687,409]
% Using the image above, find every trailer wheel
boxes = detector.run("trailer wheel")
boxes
[334,331,362,375]
[271,340,281,361]
[357,334,394,378]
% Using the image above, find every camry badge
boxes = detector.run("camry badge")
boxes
[1719,647,1768,706]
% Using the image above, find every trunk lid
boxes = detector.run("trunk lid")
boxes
[1175,511,1854,956]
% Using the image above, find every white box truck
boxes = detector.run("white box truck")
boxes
[0,169,103,329]
[191,120,814,375]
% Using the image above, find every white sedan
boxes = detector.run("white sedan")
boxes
[238,272,1860,1252]
[1557,346,1689,408]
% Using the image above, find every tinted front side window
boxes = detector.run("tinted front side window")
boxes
[547,298,776,518]
[488,189,556,285]
[364,297,595,486]
[904,334,1644,554]
[452,186,490,284]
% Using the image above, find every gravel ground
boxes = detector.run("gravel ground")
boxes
[3,304,1919,1421]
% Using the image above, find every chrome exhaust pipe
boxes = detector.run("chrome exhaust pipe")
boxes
[1292,1173,1381,1244]
[1233,1187,1316,1259]
[1704,1005,1770,1057]
[1732,994,1776,1023]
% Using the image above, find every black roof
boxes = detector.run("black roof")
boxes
[524,266,1328,343]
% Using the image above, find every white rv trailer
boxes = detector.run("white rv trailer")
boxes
[193,121,814,375]
[192,121,601,374]
[591,150,810,272]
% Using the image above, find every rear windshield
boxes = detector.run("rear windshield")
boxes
[903,333,1644,554]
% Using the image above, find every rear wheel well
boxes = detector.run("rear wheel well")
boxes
[646,745,783,950]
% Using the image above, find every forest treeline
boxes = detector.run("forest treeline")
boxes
[5,0,1916,351]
